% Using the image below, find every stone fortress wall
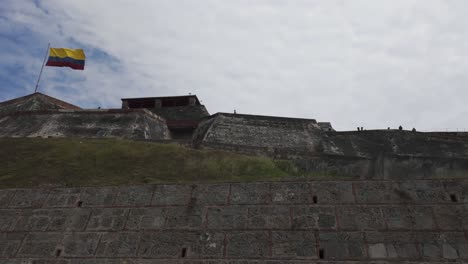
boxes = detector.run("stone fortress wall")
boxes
[0,176,467,263]
[1,93,468,263]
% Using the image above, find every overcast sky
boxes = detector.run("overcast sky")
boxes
[1,0,468,131]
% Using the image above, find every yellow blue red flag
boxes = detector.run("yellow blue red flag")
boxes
[46,48,85,70]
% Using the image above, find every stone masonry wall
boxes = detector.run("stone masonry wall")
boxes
[1,178,467,263]
[0,109,171,140]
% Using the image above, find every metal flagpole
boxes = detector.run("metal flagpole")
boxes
[34,43,50,93]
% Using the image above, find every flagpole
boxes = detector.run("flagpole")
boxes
[34,43,50,93]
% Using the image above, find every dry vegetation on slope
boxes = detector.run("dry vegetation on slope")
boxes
[0,138,301,188]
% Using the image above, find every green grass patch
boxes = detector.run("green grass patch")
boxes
[0,138,305,188]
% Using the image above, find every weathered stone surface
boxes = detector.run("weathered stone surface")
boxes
[96,232,140,257]
[398,181,449,204]
[0,232,26,257]
[271,182,312,204]
[318,232,366,259]
[62,232,100,257]
[337,206,385,230]
[1,179,467,262]
[0,209,18,231]
[86,208,128,231]
[247,206,290,229]
[417,233,465,261]
[164,206,204,230]
[9,189,49,208]
[271,231,316,259]
[114,185,153,207]
[207,207,248,229]
[292,206,336,230]
[230,183,270,205]
[44,188,81,208]
[152,185,191,205]
[126,208,165,230]
[353,182,402,204]
[192,184,229,205]
[139,231,224,258]
[432,205,466,230]
[383,206,435,230]
[17,232,63,257]
[443,179,468,203]
[12,209,90,232]
[310,182,355,204]
[227,231,269,258]
[439,232,468,259]
[366,232,419,259]
[80,187,116,207]
[0,107,171,140]
[0,189,15,207]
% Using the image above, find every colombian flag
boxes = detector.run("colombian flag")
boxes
[46,48,85,70]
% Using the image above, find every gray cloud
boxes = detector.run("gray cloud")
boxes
[1,0,468,131]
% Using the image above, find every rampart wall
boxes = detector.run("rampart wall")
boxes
[0,109,171,140]
[1,177,467,263]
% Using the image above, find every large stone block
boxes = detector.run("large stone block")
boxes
[96,232,140,257]
[138,231,224,258]
[86,208,128,231]
[227,231,269,258]
[353,182,402,204]
[310,182,355,204]
[318,232,366,259]
[62,232,100,257]
[271,182,312,204]
[247,206,290,229]
[417,232,468,260]
[46,209,91,231]
[44,188,81,208]
[192,184,229,205]
[114,185,154,207]
[12,209,49,231]
[271,231,316,259]
[0,189,16,208]
[432,205,466,230]
[164,206,204,230]
[337,206,385,230]
[9,189,49,208]
[12,209,90,232]
[230,183,270,205]
[398,181,449,203]
[0,232,26,257]
[207,206,248,229]
[439,232,468,259]
[443,179,468,203]
[366,231,419,259]
[17,232,63,257]
[382,206,435,230]
[80,187,116,207]
[152,184,191,206]
[0,209,19,231]
[126,208,165,230]
[417,232,444,259]
[292,206,336,230]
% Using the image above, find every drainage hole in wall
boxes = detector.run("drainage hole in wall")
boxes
[77,201,83,207]
[312,195,318,204]
[181,247,187,258]
[55,249,62,257]
[319,248,324,259]
[450,194,458,202]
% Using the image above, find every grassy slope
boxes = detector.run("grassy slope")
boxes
[0,138,301,188]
